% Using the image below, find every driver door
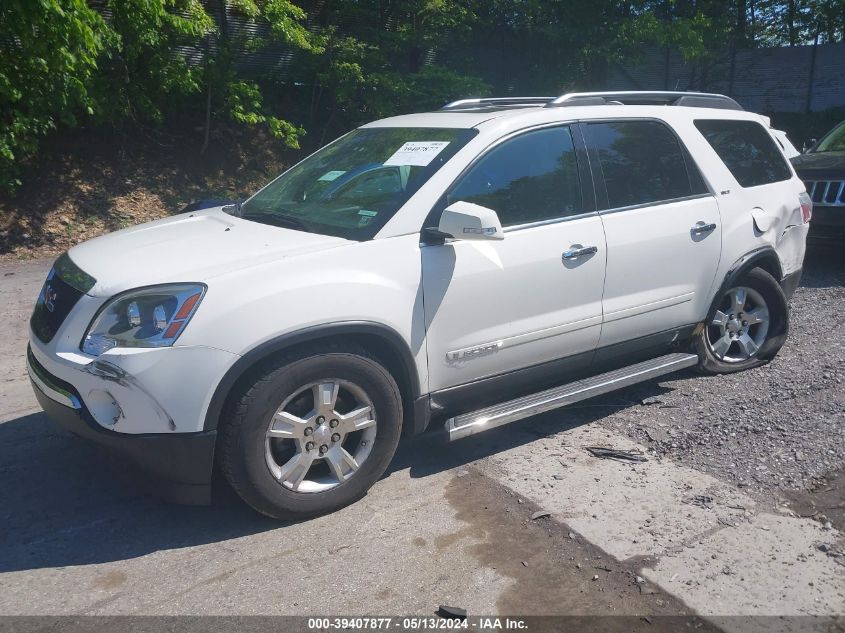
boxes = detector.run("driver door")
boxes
[421,125,607,404]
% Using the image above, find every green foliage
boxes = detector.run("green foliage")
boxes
[206,0,319,147]
[94,0,214,123]
[302,1,489,134]
[226,80,305,147]
[263,0,313,49]
[1,0,844,193]
[94,0,316,146]
[610,11,719,62]
[752,0,845,45]
[0,0,107,190]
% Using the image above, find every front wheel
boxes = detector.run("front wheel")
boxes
[218,347,403,519]
[695,267,789,375]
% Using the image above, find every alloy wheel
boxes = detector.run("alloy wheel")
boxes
[264,379,377,493]
[706,286,770,363]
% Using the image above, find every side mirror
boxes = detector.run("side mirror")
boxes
[433,201,504,242]
[803,138,817,153]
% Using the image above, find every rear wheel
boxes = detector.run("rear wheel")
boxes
[695,267,788,374]
[218,347,402,519]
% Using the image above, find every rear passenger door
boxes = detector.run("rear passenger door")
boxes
[583,119,722,348]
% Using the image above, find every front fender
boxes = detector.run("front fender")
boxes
[201,320,422,432]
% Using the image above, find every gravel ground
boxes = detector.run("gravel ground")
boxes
[598,245,845,502]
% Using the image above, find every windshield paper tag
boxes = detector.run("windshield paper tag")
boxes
[383,142,450,167]
[358,209,378,217]
[318,170,346,182]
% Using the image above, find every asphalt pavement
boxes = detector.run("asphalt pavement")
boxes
[1,255,842,631]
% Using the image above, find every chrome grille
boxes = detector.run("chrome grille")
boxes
[30,269,85,343]
[30,253,95,344]
[805,180,845,207]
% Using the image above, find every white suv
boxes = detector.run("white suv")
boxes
[28,91,812,518]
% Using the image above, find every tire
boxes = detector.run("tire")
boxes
[218,345,403,520]
[695,267,789,375]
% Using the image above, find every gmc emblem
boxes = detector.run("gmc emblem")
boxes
[44,284,58,313]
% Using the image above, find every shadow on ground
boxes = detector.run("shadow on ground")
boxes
[0,411,280,574]
[0,378,673,574]
[800,242,845,287]
[389,381,674,480]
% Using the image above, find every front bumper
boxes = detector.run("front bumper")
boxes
[28,346,216,504]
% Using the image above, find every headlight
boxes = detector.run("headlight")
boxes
[81,284,206,356]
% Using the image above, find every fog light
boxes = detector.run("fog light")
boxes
[87,389,124,426]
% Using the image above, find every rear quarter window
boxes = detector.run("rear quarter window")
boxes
[695,119,792,188]
[585,119,708,210]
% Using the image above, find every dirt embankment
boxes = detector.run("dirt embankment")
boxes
[0,126,298,262]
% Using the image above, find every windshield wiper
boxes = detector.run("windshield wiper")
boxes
[240,210,309,231]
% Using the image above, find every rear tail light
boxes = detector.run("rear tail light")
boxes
[799,192,813,223]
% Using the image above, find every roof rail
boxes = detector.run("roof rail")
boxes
[440,97,555,111]
[545,91,743,111]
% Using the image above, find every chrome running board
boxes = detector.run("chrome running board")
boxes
[445,353,698,441]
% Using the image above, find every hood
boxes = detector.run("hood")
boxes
[791,151,845,178]
[67,208,349,296]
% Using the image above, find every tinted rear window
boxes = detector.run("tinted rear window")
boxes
[585,120,707,209]
[694,119,791,188]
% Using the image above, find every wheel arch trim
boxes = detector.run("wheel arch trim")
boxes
[713,248,783,305]
[203,321,422,432]
[704,247,785,324]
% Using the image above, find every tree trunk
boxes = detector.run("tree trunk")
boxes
[825,0,835,42]
[842,2,845,41]
[201,0,229,154]
[736,0,748,45]
[750,0,756,43]
[805,23,820,113]
[787,0,797,46]
[201,79,212,155]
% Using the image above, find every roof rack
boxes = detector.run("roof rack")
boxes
[440,97,555,111]
[545,91,743,110]
[439,91,743,112]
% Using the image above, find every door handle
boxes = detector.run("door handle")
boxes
[562,245,598,260]
[691,221,717,235]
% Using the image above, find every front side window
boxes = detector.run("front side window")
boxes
[586,120,705,209]
[447,126,583,227]
[695,119,792,188]
[239,127,477,240]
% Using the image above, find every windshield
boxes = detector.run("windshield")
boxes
[814,121,845,153]
[239,127,477,240]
